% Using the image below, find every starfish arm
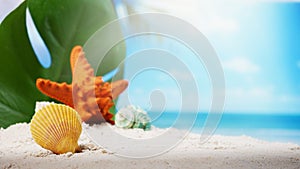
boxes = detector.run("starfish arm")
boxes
[70,45,95,82]
[111,80,128,99]
[70,45,84,74]
[70,46,115,124]
[36,78,74,107]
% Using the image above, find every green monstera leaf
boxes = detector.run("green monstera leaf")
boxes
[0,0,125,128]
[0,3,47,128]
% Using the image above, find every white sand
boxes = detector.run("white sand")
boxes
[0,123,300,169]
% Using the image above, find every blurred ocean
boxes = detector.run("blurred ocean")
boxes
[149,112,300,144]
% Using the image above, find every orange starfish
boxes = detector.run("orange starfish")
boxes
[36,46,128,124]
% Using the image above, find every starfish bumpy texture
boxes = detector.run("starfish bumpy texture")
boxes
[36,46,128,124]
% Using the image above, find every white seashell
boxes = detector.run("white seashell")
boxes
[115,105,151,130]
[115,108,135,128]
[133,111,151,130]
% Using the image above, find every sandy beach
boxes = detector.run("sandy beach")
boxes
[1,123,300,169]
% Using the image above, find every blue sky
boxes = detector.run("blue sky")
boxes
[1,0,299,114]
[116,1,300,113]
[207,2,300,113]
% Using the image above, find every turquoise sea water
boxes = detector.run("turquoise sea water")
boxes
[149,112,300,144]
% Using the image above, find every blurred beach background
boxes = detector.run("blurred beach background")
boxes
[1,0,300,144]
[113,0,300,144]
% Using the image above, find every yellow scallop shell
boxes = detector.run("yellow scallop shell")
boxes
[30,103,82,154]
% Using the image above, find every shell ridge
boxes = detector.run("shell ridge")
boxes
[54,104,65,144]
[45,105,62,145]
[31,122,51,143]
[34,108,59,144]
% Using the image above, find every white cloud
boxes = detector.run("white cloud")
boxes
[203,17,239,33]
[223,57,260,74]
[225,86,273,112]
[227,87,273,99]
[124,0,245,35]
[225,86,300,113]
